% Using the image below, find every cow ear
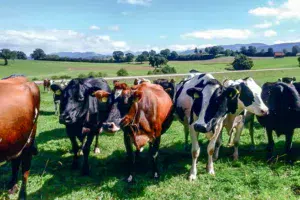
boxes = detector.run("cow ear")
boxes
[132,91,143,102]
[170,79,175,83]
[278,78,282,82]
[226,86,240,99]
[293,77,296,81]
[187,88,202,99]
[93,90,110,103]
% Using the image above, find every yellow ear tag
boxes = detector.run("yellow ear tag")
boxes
[194,93,200,99]
[55,90,61,95]
[101,97,108,103]
[235,89,240,95]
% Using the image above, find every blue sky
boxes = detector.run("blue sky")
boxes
[1,0,299,54]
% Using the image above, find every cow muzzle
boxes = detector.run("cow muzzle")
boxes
[102,122,120,134]
[194,123,208,133]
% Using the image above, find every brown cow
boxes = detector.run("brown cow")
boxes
[43,79,51,92]
[95,82,174,182]
[0,75,40,199]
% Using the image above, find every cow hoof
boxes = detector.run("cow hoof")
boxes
[153,172,160,180]
[188,174,197,181]
[8,184,18,194]
[206,166,215,175]
[94,147,100,154]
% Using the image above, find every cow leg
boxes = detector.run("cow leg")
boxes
[82,133,95,175]
[188,126,200,181]
[285,131,294,163]
[8,158,21,194]
[213,128,223,161]
[207,121,223,175]
[232,122,244,161]
[68,135,80,169]
[94,133,100,154]
[266,127,274,161]
[54,102,58,115]
[249,116,255,152]
[184,123,190,151]
[19,148,32,200]
[124,132,135,183]
[150,136,161,180]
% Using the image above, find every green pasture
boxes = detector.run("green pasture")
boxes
[0,57,300,199]
[0,57,299,80]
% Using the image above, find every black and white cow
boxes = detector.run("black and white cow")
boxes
[59,78,111,175]
[215,77,269,160]
[175,73,241,179]
[258,82,300,162]
[50,83,64,115]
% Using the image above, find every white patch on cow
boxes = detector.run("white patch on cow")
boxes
[139,147,144,152]
[193,84,220,128]
[114,89,123,99]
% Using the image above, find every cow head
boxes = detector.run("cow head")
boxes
[278,77,296,84]
[96,82,137,133]
[224,77,268,116]
[187,80,240,133]
[59,78,108,125]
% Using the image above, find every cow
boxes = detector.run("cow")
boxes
[213,78,268,161]
[133,78,151,85]
[153,78,176,99]
[278,77,296,84]
[258,82,300,163]
[59,78,111,175]
[0,75,40,199]
[50,83,64,115]
[94,82,174,182]
[175,73,242,179]
[43,79,51,92]
[184,69,201,81]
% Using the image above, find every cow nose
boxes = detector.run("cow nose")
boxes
[194,123,207,133]
[103,123,112,130]
[59,115,71,124]
[261,109,269,116]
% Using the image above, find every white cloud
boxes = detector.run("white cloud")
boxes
[264,30,277,37]
[249,0,300,20]
[0,29,129,54]
[268,1,274,6]
[274,39,300,44]
[89,25,100,30]
[159,35,167,39]
[254,21,273,28]
[117,0,151,6]
[168,44,214,51]
[181,29,252,40]
[108,25,120,31]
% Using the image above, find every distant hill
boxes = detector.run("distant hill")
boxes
[181,42,300,55]
[54,52,109,59]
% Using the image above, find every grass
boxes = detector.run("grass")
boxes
[0,58,300,199]
[0,57,299,80]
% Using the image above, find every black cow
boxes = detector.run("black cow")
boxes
[258,82,300,162]
[278,77,296,84]
[153,79,176,99]
[50,83,63,115]
[59,78,111,175]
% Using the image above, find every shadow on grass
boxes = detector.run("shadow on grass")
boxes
[40,110,56,116]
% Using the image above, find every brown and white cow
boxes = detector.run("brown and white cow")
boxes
[0,75,40,199]
[94,82,174,182]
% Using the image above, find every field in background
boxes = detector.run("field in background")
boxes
[0,57,300,199]
[0,57,299,80]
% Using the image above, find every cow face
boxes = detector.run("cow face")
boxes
[224,78,268,116]
[187,82,240,133]
[59,79,102,125]
[100,83,135,133]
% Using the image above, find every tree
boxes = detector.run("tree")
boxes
[112,51,124,62]
[283,49,288,55]
[135,54,147,64]
[194,47,198,54]
[125,53,134,63]
[16,51,27,60]
[117,68,129,76]
[141,51,149,58]
[232,54,254,70]
[31,48,46,60]
[224,49,232,56]
[247,46,257,56]
[168,51,178,60]
[209,46,224,56]
[0,49,12,65]
[204,47,210,53]
[292,45,300,55]
[199,50,203,54]
[267,47,274,56]
[149,50,156,56]
[240,46,247,55]
[160,49,171,58]
[149,55,168,68]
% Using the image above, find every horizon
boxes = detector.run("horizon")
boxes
[1,0,299,55]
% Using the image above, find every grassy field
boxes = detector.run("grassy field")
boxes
[0,57,299,80]
[0,58,300,199]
